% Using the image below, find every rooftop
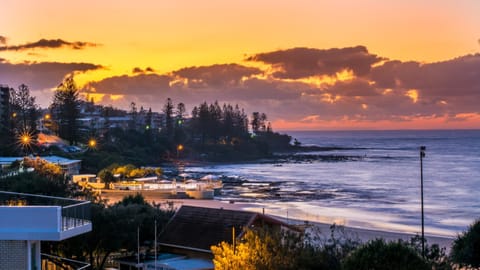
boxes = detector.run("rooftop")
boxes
[158,205,297,253]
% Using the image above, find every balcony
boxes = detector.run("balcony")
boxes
[41,254,90,270]
[0,191,92,241]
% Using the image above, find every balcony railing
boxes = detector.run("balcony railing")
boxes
[0,191,92,240]
[41,253,90,270]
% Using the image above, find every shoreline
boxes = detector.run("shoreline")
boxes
[100,192,455,251]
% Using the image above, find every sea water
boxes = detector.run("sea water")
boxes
[184,130,480,237]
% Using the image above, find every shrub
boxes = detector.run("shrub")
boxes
[342,239,430,270]
[451,219,480,268]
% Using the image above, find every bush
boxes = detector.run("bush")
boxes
[342,239,430,270]
[451,219,480,268]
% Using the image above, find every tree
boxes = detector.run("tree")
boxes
[56,195,175,270]
[98,169,115,189]
[451,219,480,268]
[212,225,360,270]
[162,98,174,139]
[10,84,38,133]
[342,239,430,270]
[50,77,81,145]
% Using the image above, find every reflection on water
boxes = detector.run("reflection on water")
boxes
[180,130,480,237]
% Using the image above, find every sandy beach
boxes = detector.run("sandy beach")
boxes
[100,191,455,251]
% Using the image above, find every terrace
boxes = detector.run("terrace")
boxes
[0,191,92,241]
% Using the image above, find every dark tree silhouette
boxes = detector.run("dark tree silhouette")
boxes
[50,77,81,145]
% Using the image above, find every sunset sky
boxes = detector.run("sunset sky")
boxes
[1,0,480,130]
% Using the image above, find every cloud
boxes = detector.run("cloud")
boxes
[69,48,480,127]
[172,64,262,88]
[246,46,384,79]
[0,60,102,91]
[0,35,6,45]
[0,38,98,51]
[132,67,157,74]
[132,67,143,73]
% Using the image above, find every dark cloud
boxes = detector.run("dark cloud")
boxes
[85,49,480,124]
[247,46,384,79]
[0,35,6,45]
[132,67,156,74]
[86,73,172,96]
[370,54,480,97]
[132,67,143,73]
[0,38,98,51]
[172,63,262,88]
[0,60,102,91]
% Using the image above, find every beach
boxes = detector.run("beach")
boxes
[100,192,455,251]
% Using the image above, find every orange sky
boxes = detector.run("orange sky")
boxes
[1,0,480,130]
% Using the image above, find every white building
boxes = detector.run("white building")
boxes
[0,191,92,270]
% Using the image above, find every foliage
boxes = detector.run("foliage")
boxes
[451,219,480,268]
[55,194,175,270]
[407,235,452,270]
[212,224,361,270]
[22,157,64,179]
[0,171,69,196]
[50,77,81,145]
[10,84,39,137]
[342,239,430,270]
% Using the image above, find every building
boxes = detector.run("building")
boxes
[158,205,300,257]
[42,156,82,175]
[115,205,301,270]
[0,156,82,176]
[0,85,10,130]
[0,190,92,270]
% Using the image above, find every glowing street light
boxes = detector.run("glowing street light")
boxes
[176,144,184,158]
[88,138,97,149]
[21,135,31,145]
[17,131,33,156]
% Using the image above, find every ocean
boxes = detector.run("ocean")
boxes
[183,130,480,237]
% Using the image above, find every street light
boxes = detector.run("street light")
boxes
[177,144,184,158]
[420,146,426,258]
[88,138,97,149]
[18,131,32,156]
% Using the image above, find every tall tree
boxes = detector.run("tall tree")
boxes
[128,102,138,130]
[162,98,174,139]
[10,84,38,133]
[50,77,81,145]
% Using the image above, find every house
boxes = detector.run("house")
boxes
[41,156,82,175]
[158,205,300,257]
[115,205,300,270]
[0,190,92,270]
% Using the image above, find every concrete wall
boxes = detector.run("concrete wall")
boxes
[0,240,28,270]
[0,206,60,241]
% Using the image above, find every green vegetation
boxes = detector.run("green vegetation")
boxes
[212,224,361,270]
[451,219,480,268]
[342,239,430,270]
[211,224,461,270]
[0,163,174,270]
[51,194,174,270]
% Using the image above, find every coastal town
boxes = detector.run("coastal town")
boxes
[2,1,480,269]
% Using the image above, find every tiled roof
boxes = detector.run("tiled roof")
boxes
[158,205,257,252]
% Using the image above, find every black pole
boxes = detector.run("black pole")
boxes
[420,146,426,258]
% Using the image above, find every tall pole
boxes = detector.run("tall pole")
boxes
[420,146,426,258]
[232,226,236,254]
[137,226,140,265]
[154,219,157,270]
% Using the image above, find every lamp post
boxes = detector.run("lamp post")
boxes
[177,144,184,158]
[420,146,426,258]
